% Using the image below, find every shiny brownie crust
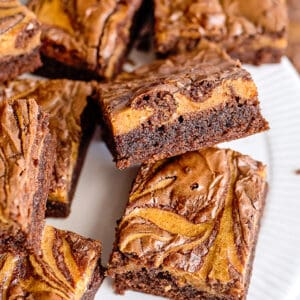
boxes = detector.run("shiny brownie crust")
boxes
[103,98,268,169]
[111,186,267,300]
[0,48,41,83]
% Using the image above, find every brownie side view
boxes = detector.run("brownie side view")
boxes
[108,148,268,300]
[0,0,41,83]
[0,225,105,299]
[154,0,288,65]
[0,99,54,254]
[98,42,269,169]
[0,79,96,218]
[28,0,143,79]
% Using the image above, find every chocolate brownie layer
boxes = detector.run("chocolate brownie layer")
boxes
[28,0,143,79]
[108,148,267,300]
[106,98,268,169]
[0,226,104,299]
[154,0,288,65]
[0,79,96,218]
[98,42,269,169]
[0,0,41,82]
[0,99,54,254]
[0,48,41,83]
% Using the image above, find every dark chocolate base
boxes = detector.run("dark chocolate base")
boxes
[34,55,100,82]
[46,96,97,218]
[104,99,269,169]
[0,48,41,83]
[109,185,267,300]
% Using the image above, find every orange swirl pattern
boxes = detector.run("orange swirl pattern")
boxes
[0,0,41,57]
[0,226,101,299]
[116,148,266,297]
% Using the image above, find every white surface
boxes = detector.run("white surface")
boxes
[47,58,300,300]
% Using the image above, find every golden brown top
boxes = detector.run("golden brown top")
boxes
[0,79,93,205]
[0,99,49,235]
[99,42,257,136]
[154,0,288,54]
[0,226,102,299]
[0,0,41,57]
[28,0,142,78]
[109,148,267,298]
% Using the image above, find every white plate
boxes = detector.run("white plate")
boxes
[47,57,300,300]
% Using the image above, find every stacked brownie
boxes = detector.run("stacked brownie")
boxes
[0,0,291,299]
[0,79,97,217]
[0,99,105,298]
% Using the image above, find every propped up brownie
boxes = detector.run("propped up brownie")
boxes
[0,79,96,217]
[28,0,143,80]
[0,225,105,299]
[0,0,41,83]
[108,147,268,300]
[0,99,54,254]
[97,42,269,169]
[154,0,288,65]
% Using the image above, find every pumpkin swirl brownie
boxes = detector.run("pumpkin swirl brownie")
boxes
[154,0,288,65]
[0,99,54,254]
[0,0,41,83]
[0,79,96,217]
[0,226,104,299]
[28,0,143,80]
[97,42,269,169]
[108,147,267,300]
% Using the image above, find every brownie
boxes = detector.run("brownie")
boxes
[154,0,288,65]
[0,79,96,218]
[108,147,268,300]
[287,0,300,72]
[28,0,143,80]
[0,0,41,83]
[0,99,54,254]
[0,225,104,299]
[97,42,269,169]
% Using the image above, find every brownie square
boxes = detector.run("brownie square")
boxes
[154,0,288,65]
[28,0,143,80]
[0,225,105,299]
[108,147,268,300]
[97,42,269,169]
[0,0,41,83]
[0,99,54,254]
[0,79,96,217]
